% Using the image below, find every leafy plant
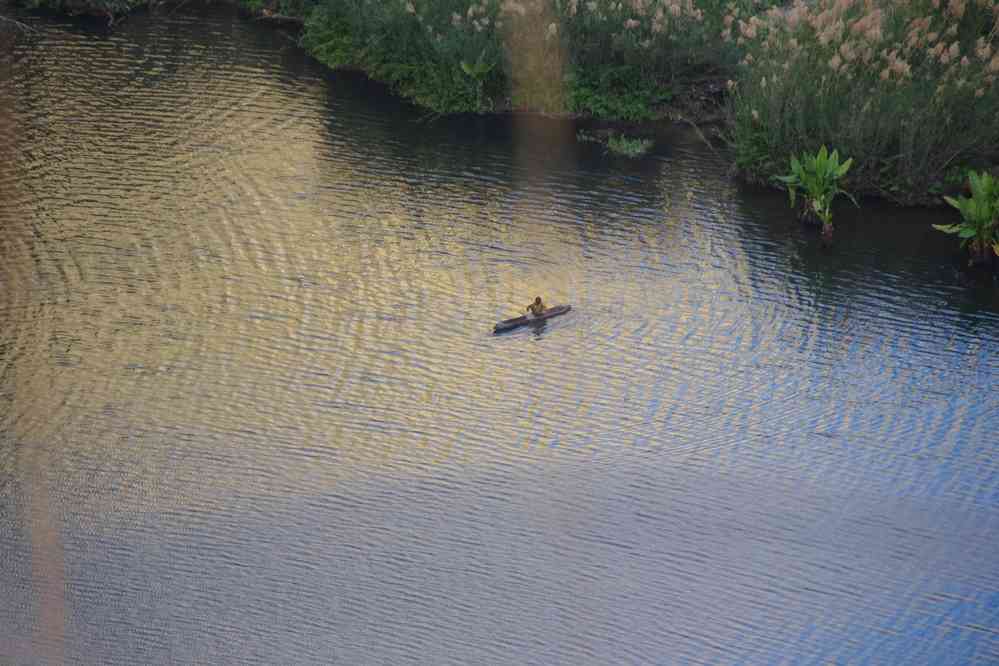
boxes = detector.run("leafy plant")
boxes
[728,0,999,204]
[606,133,653,158]
[575,130,653,157]
[460,52,495,112]
[565,66,668,121]
[774,146,858,236]
[933,170,999,263]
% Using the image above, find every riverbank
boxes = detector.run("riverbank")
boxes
[10,0,750,119]
[9,0,999,269]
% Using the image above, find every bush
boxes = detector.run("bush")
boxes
[933,169,999,263]
[301,0,506,114]
[577,129,654,155]
[295,0,782,117]
[774,145,858,237]
[727,0,999,203]
[554,0,779,118]
[606,132,654,156]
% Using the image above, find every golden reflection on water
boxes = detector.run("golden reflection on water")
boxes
[5,103,607,520]
[1,57,67,663]
[4,10,999,666]
[1,95,771,532]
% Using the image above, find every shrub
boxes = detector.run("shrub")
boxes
[565,65,669,121]
[554,0,783,118]
[301,0,506,114]
[577,129,654,155]
[775,145,858,237]
[933,169,999,263]
[727,0,999,203]
[606,132,654,156]
[295,0,782,117]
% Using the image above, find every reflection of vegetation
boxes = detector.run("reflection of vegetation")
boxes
[933,170,999,265]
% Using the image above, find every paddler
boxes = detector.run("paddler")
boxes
[525,296,546,318]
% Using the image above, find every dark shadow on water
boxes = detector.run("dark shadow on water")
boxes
[731,177,999,318]
[529,318,548,340]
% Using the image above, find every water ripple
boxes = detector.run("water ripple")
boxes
[1,5,998,665]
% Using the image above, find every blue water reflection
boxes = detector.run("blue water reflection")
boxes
[0,4,997,664]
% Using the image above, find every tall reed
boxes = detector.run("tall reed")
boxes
[727,0,999,202]
[299,0,780,116]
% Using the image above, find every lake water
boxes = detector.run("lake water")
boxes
[1,5,998,664]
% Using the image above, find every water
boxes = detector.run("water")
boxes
[1,5,998,664]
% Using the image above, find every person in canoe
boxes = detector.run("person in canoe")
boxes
[525,296,546,318]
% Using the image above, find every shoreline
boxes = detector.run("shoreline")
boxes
[6,0,998,276]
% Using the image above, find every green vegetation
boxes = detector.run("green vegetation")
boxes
[300,0,506,114]
[15,0,780,115]
[774,145,857,239]
[288,0,999,207]
[933,170,999,264]
[555,0,777,119]
[566,67,667,121]
[286,0,784,117]
[727,0,999,204]
[605,132,653,157]
[14,0,999,258]
[576,129,653,157]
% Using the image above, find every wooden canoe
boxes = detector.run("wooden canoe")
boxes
[493,305,571,333]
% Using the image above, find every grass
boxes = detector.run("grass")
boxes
[726,0,999,204]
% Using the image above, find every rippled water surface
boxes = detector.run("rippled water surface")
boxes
[2,6,998,664]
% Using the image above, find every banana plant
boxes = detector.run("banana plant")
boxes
[774,146,858,239]
[933,170,999,264]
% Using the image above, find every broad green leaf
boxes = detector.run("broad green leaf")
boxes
[958,227,977,239]
[969,171,983,197]
[932,224,962,234]
[779,147,857,226]
[943,195,962,211]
